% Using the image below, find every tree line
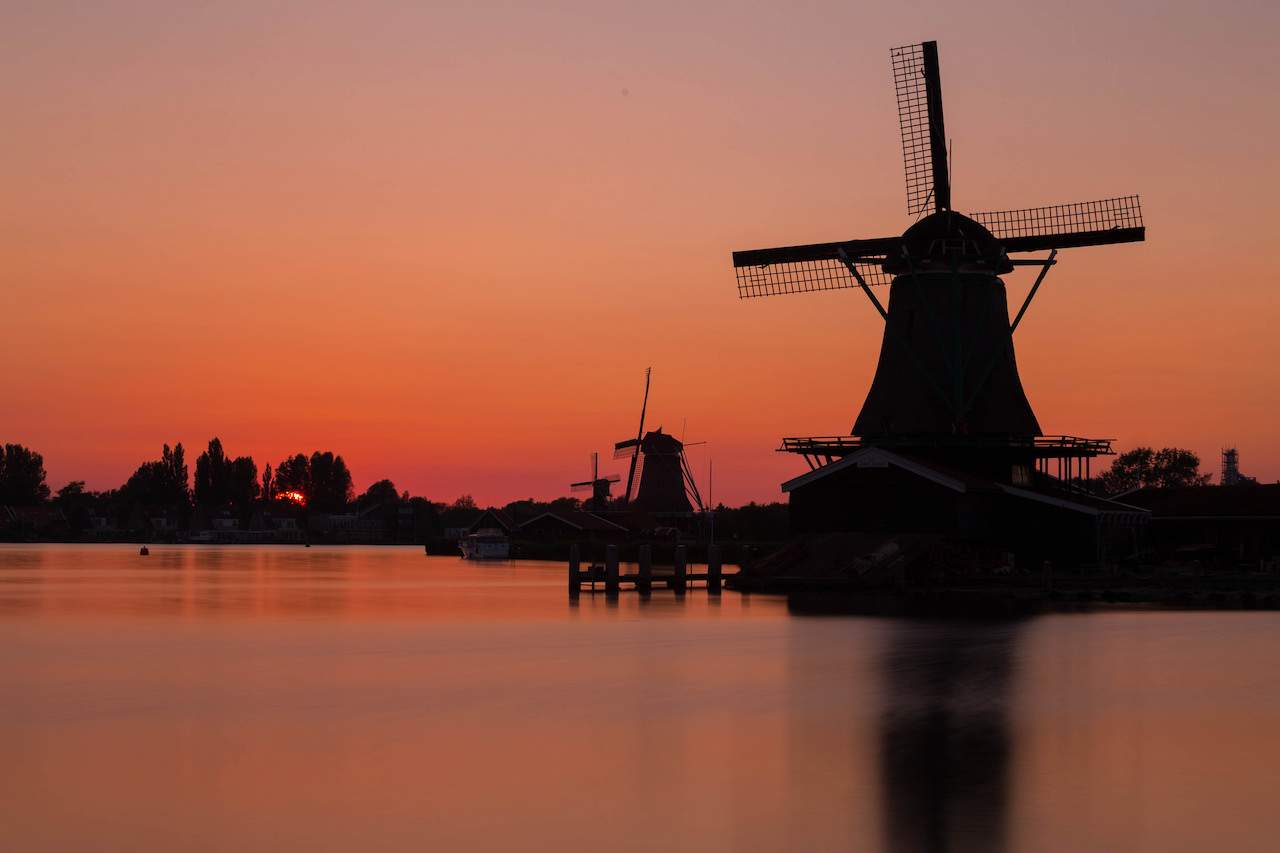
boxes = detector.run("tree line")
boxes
[2,439,390,531]
[0,439,1222,531]
[1,438,636,540]
[1093,447,1214,495]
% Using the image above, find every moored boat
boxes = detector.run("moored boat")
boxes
[459,529,511,560]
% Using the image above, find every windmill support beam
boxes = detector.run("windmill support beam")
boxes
[1010,250,1058,334]
[837,250,888,322]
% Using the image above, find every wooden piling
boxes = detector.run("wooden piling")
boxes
[673,545,687,596]
[707,544,722,595]
[605,544,620,598]
[568,543,581,598]
[638,543,652,595]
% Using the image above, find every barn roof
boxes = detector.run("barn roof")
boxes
[783,447,1149,519]
[519,509,629,533]
[781,447,984,494]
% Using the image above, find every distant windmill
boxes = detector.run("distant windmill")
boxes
[569,452,621,511]
[612,368,705,513]
[732,40,1144,481]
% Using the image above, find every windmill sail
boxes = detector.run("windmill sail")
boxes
[731,237,896,298]
[680,451,704,511]
[734,255,893,298]
[732,197,1143,298]
[731,43,1144,315]
[620,368,651,505]
[892,41,949,216]
[970,196,1144,252]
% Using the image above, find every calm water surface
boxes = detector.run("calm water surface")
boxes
[2,544,1278,852]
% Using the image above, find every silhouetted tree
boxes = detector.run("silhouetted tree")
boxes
[53,481,91,532]
[261,464,274,501]
[227,456,259,507]
[0,444,51,505]
[194,438,258,511]
[501,496,581,524]
[1097,446,1212,495]
[437,499,481,531]
[707,501,790,543]
[272,451,352,511]
[55,481,86,502]
[548,496,580,513]
[274,454,311,495]
[406,496,441,539]
[358,479,400,510]
[121,443,190,509]
[307,451,353,512]
[194,438,228,505]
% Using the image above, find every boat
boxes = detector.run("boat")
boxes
[458,529,511,561]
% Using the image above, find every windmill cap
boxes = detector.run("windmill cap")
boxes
[883,210,1013,275]
[642,429,684,453]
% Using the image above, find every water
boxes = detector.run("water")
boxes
[2,545,1278,852]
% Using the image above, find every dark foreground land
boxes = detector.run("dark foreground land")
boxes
[728,531,1280,615]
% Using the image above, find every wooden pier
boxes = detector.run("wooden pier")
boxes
[569,543,724,598]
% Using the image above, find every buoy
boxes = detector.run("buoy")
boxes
[139,546,150,556]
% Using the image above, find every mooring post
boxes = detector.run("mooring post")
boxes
[638,542,652,595]
[707,544,722,595]
[605,544,620,598]
[673,545,687,596]
[568,543,581,598]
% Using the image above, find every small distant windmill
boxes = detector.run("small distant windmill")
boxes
[569,452,620,511]
[612,368,705,513]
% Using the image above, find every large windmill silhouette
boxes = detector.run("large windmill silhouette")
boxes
[733,40,1144,484]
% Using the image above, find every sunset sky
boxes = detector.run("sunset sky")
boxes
[3,0,1278,506]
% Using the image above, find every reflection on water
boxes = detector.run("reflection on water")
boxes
[879,621,1021,853]
[0,544,747,621]
[2,545,1280,853]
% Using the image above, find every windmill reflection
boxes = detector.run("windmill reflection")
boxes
[878,620,1025,853]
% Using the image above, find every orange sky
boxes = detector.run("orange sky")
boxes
[3,1,1278,505]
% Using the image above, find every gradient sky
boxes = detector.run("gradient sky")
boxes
[3,0,1278,505]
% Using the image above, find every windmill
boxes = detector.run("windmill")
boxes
[732,40,1144,483]
[569,452,620,511]
[612,369,706,514]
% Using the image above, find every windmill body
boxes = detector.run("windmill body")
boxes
[632,429,694,514]
[854,212,1041,443]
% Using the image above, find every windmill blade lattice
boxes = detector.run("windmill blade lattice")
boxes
[892,41,949,216]
[970,196,1144,251]
[735,256,892,299]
